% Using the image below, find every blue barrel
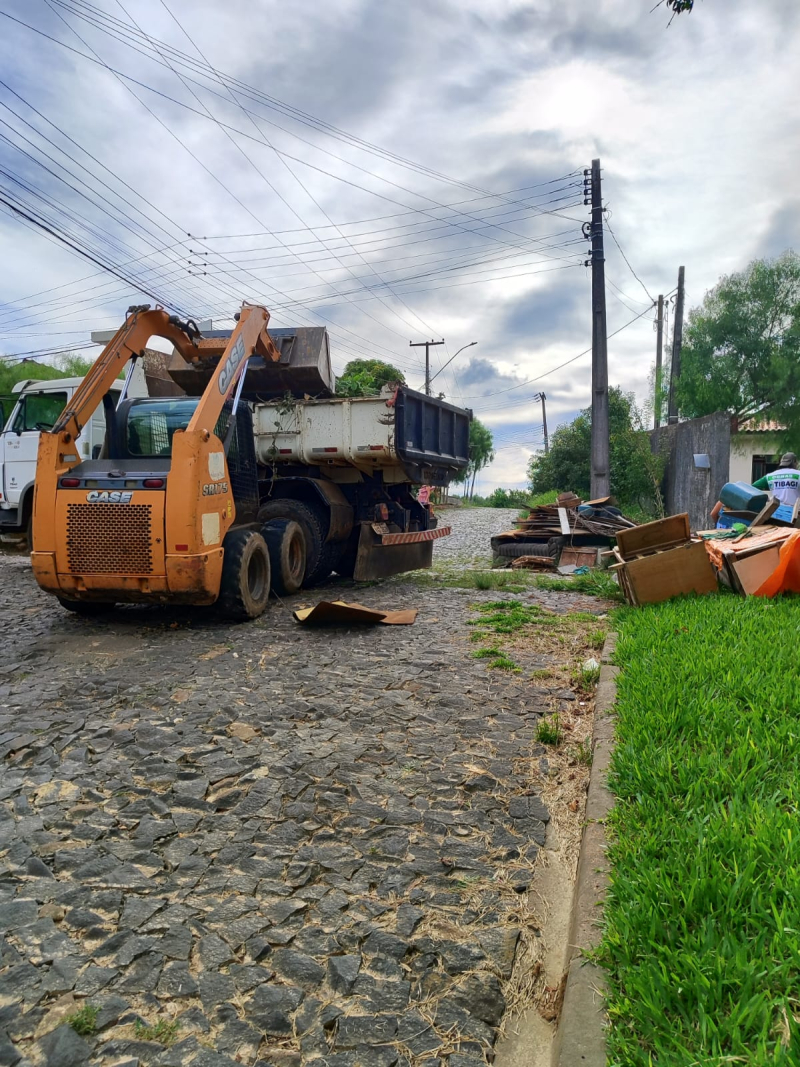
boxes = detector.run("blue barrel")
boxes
[719,481,769,513]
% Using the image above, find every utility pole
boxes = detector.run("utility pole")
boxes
[667,266,685,424]
[409,339,445,396]
[535,392,549,453]
[654,294,664,429]
[587,158,610,497]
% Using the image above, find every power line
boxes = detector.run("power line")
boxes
[462,301,665,405]
[605,215,655,304]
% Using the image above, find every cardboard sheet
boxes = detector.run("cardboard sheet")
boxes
[293,600,418,626]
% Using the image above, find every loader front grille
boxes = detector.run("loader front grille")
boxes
[66,504,154,575]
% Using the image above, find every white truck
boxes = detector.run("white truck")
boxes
[0,365,147,545]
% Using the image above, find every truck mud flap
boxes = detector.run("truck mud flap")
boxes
[353,523,450,581]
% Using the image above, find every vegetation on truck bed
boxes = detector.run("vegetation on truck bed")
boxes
[599,594,800,1066]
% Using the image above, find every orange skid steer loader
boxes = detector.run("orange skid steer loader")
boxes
[31,303,281,619]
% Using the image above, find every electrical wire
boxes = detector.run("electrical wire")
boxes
[605,215,655,304]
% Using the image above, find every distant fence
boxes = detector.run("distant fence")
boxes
[650,412,730,531]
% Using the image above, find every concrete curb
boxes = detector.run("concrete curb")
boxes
[552,632,618,1067]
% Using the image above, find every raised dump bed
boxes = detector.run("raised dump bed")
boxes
[253,386,471,486]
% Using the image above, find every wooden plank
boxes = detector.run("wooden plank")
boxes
[615,514,691,561]
[558,508,571,535]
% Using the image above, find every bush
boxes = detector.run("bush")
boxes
[486,487,532,509]
[527,387,664,517]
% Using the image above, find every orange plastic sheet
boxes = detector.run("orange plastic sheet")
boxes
[754,530,800,596]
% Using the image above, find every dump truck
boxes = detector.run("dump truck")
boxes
[31,304,471,618]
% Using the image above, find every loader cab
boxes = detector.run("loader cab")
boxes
[113,397,260,522]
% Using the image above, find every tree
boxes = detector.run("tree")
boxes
[335,359,406,397]
[654,0,696,19]
[676,252,800,443]
[0,353,94,397]
[452,417,495,499]
[527,387,664,516]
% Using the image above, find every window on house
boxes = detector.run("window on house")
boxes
[752,455,781,482]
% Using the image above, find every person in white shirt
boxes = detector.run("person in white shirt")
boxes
[753,452,800,506]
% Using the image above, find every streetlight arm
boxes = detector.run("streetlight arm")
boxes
[429,341,477,384]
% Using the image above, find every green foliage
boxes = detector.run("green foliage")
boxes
[676,252,800,449]
[133,1018,180,1046]
[599,593,800,1065]
[335,358,406,397]
[575,739,593,766]
[472,599,542,632]
[536,715,562,746]
[527,387,665,516]
[0,353,95,397]
[534,569,623,600]
[526,489,559,508]
[484,487,531,509]
[471,645,519,670]
[66,1004,99,1036]
[451,417,495,496]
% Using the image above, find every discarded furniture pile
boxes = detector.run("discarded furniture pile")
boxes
[607,514,717,606]
[491,492,638,571]
[610,481,800,606]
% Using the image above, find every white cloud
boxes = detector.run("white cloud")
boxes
[0,0,798,489]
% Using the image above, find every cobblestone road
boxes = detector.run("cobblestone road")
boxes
[0,509,603,1067]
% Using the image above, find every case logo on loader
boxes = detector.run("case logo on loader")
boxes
[86,491,133,504]
[218,334,246,395]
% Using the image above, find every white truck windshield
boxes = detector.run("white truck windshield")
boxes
[11,392,68,433]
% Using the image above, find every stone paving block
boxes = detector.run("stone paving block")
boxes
[0,515,601,1066]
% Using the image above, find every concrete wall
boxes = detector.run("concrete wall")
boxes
[651,412,731,531]
[729,431,783,483]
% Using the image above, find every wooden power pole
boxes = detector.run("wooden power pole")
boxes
[654,294,664,429]
[667,266,685,424]
[409,339,444,396]
[589,159,610,497]
[535,392,549,453]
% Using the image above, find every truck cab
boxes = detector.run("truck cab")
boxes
[0,365,147,543]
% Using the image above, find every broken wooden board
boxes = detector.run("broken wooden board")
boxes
[293,600,418,625]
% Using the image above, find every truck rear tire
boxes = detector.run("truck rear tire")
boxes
[218,528,271,620]
[263,519,306,595]
[257,499,331,586]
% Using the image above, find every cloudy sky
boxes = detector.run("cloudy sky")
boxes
[1,0,798,491]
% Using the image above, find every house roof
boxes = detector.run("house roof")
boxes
[732,415,785,434]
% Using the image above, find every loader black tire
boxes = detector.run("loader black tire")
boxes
[263,519,306,595]
[217,528,271,621]
[257,499,330,586]
[57,598,112,616]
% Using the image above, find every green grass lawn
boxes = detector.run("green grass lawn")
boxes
[599,593,800,1066]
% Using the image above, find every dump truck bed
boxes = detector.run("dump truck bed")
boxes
[252,387,471,486]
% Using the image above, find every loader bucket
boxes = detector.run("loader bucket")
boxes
[167,327,335,399]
